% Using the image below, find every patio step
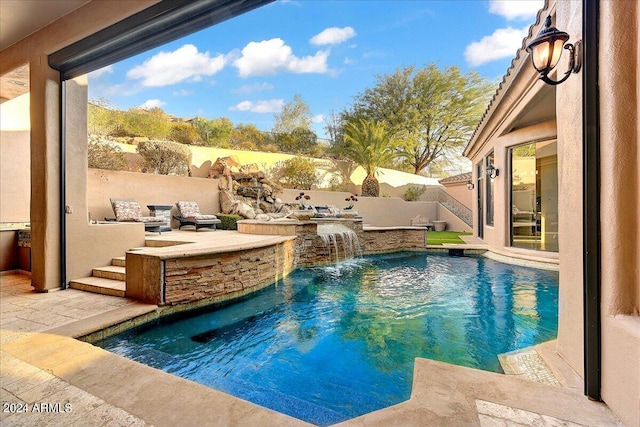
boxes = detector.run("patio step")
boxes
[69,276,126,297]
[92,265,126,281]
[111,256,126,267]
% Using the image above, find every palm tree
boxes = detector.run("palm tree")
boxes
[343,119,398,197]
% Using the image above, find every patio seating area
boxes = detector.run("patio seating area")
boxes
[173,201,221,231]
[109,198,167,234]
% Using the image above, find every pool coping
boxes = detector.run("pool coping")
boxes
[1,269,623,427]
[3,319,621,427]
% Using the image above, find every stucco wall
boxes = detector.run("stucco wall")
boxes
[280,188,440,227]
[0,0,158,290]
[441,181,473,210]
[65,78,146,282]
[596,1,640,425]
[0,93,30,222]
[87,169,221,228]
[555,0,586,386]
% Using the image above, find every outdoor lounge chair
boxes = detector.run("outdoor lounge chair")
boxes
[109,198,167,234]
[174,201,221,231]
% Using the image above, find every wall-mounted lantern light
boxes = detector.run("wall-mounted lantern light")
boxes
[526,15,582,86]
[466,180,474,190]
[486,164,499,179]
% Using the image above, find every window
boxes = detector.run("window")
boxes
[476,162,484,238]
[510,141,558,252]
[485,152,495,226]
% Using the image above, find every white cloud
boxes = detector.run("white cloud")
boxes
[127,44,226,87]
[464,26,528,66]
[232,82,274,94]
[310,27,356,46]
[139,99,166,109]
[229,99,284,113]
[489,0,544,20]
[172,89,193,97]
[312,114,325,124]
[344,57,354,65]
[89,65,113,78]
[232,38,329,77]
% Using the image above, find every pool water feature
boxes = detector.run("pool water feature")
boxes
[97,252,558,426]
[316,222,362,262]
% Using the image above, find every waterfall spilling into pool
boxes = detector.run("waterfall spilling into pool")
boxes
[317,222,362,261]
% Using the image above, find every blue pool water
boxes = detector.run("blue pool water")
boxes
[97,252,559,425]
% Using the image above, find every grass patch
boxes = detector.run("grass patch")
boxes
[426,231,472,245]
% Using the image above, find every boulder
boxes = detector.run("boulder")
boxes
[210,156,242,177]
[239,163,259,174]
[236,202,256,219]
[219,190,237,214]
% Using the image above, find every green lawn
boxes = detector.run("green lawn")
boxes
[426,231,472,245]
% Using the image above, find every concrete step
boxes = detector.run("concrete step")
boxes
[92,265,126,281]
[69,276,126,297]
[111,256,126,267]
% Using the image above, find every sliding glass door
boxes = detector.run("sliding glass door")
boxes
[510,141,558,252]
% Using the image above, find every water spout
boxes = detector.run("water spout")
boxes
[317,223,362,262]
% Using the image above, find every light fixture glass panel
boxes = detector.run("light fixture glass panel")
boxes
[548,38,565,69]
[531,42,552,72]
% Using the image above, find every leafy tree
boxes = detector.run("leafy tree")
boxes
[122,107,171,139]
[271,95,320,155]
[190,117,215,144]
[270,157,321,190]
[87,136,127,170]
[136,140,192,175]
[190,117,234,146]
[342,119,399,197]
[272,94,312,135]
[88,97,116,135]
[169,123,199,145]
[209,117,234,146]
[346,64,494,174]
[324,110,348,158]
[275,127,318,155]
[229,123,266,150]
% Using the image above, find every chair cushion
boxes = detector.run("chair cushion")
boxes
[177,201,201,219]
[192,214,218,221]
[133,216,165,223]
[113,200,142,221]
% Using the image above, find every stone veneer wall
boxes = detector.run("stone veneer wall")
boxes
[164,241,295,305]
[130,221,428,307]
[360,228,427,254]
[127,239,295,306]
[237,219,427,265]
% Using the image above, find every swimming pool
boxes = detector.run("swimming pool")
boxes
[97,252,558,426]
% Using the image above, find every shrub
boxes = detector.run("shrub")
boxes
[169,123,199,145]
[136,139,192,175]
[260,143,280,153]
[87,136,127,170]
[404,185,426,201]
[270,157,321,190]
[216,213,241,230]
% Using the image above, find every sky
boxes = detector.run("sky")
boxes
[88,0,545,139]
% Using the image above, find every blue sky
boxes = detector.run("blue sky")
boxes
[88,0,544,139]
